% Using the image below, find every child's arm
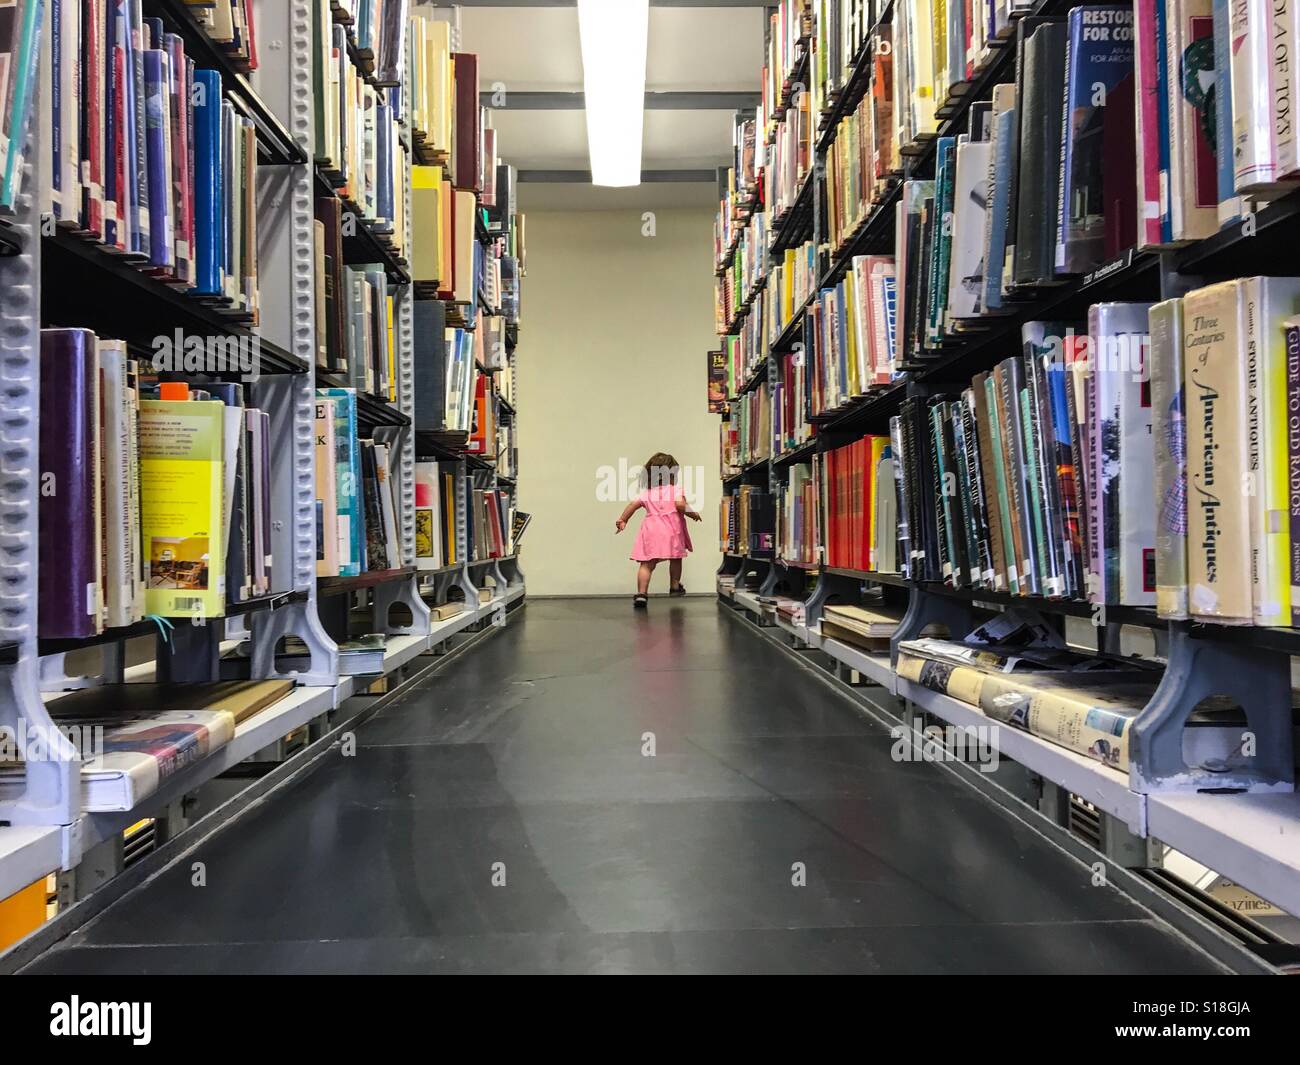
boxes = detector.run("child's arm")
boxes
[614,499,643,532]
[676,496,703,523]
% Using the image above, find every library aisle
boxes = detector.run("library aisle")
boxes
[21,601,1219,975]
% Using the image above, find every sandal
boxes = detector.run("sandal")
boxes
[633,594,648,609]
[669,583,686,596]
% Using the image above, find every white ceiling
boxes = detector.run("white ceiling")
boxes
[440,1,766,210]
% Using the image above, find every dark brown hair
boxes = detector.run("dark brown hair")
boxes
[644,452,679,486]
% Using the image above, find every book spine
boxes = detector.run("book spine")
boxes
[1048,357,1081,597]
[929,404,956,584]
[1115,311,1157,606]
[1271,0,1296,175]
[1231,0,1281,190]
[1135,0,1163,246]
[1054,9,1077,273]
[1184,280,1253,621]
[1248,277,1299,625]
[1151,299,1190,618]
[1212,0,1241,223]
[985,372,1020,593]
[996,362,1032,592]
[1287,322,1300,623]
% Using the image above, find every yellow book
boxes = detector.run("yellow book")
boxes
[386,294,396,402]
[139,400,226,619]
[869,435,887,570]
[411,164,444,284]
[844,273,861,397]
[1244,277,1300,625]
[429,19,452,155]
[782,248,796,322]
[932,0,948,100]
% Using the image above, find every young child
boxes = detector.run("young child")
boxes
[614,452,702,608]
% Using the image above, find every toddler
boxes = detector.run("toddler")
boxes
[614,452,702,608]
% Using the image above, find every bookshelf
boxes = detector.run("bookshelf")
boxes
[0,0,525,925]
[712,0,1300,944]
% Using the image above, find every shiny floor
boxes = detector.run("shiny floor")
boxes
[25,598,1220,974]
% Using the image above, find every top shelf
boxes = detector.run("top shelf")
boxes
[141,0,304,166]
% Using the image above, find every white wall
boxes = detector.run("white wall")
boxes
[516,207,721,596]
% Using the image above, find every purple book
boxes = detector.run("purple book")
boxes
[39,329,102,639]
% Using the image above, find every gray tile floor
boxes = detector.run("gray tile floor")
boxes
[24,599,1221,974]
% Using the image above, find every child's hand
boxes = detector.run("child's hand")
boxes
[687,512,702,522]
[615,519,626,533]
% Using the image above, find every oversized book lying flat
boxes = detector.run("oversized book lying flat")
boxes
[0,681,291,811]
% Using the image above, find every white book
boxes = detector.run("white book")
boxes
[948,139,992,320]
[415,460,443,570]
[99,344,135,628]
[373,443,403,568]
[1231,0,1282,190]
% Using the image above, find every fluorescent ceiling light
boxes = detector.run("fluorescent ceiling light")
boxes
[577,0,649,187]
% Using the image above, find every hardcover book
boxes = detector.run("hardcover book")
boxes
[39,329,103,639]
[1150,298,1189,618]
[1055,6,1135,275]
[1183,279,1252,622]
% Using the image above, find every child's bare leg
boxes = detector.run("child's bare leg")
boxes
[669,559,683,589]
[637,561,656,594]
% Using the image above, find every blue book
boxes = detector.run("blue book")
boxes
[985,105,1017,312]
[51,0,65,217]
[222,102,236,301]
[1211,0,1238,226]
[1055,5,1135,274]
[320,388,364,576]
[376,95,393,228]
[143,49,174,271]
[192,69,223,295]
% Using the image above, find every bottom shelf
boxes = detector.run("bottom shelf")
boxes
[24,588,527,863]
[722,593,1300,924]
[1147,791,1300,919]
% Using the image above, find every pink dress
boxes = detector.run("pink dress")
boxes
[630,483,693,561]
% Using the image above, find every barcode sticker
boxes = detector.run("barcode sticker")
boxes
[173,596,204,611]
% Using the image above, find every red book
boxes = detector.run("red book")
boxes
[452,53,482,192]
[82,0,106,240]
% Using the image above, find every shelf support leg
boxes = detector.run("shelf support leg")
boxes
[1129,623,1295,794]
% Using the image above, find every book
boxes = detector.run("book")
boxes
[1150,298,1189,618]
[1088,302,1155,606]
[38,329,103,640]
[99,341,145,628]
[139,397,226,618]
[1162,0,1217,243]
[0,0,43,208]
[1012,18,1067,286]
[1243,277,1300,626]
[9,681,291,810]
[1054,6,1135,275]
[1184,279,1252,622]
[897,651,1154,772]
